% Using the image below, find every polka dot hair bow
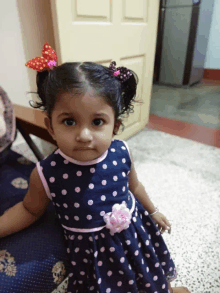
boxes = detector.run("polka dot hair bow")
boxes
[109,61,132,83]
[25,43,57,72]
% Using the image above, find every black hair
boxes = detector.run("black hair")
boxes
[29,62,142,135]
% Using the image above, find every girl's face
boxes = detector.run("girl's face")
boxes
[44,91,121,161]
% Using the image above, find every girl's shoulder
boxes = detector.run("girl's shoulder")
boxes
[112,139,131,157]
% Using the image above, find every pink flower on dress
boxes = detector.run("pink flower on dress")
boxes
[104,201,131,235]
[47,60,57,69]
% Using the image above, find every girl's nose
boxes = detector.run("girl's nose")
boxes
[76,127,92,142]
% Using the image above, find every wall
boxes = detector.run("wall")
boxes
[204,0,220,69]
[0,0,55,147]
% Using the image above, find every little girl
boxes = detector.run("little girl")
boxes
[0,43,190,293]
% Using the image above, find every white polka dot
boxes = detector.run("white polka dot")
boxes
[88,200,93,205]
[120,257,125,263]
[109,247,115,252]
[51,193,56,197]
[69,235,74,240]
[98,261,102,266]
[74,216,79,221]
[69,272,73,277]
[102,180,107,185]
[56,203,60,207]
[110,148,116,152]
[126,240,131,245]
[155,262,160,267]
[101,233,105,238]
[94,251,98,257]
[90,286,94,290]
[75,187,80,193]
[162,262,166,266]
[63,173,68,179]
[85,250,90,254]
[138,242,142,247]
[119,270,124,274]
[109,257,114,262]
[78,235,83,240]
[117,281,122,286]
[87,215,92,220]
[64,160,69,164]
[89,236,93,241]
[113,176,118,181]
[74,202,80,208]
[141,226,145,231]
[162,284,166,289]
[100,247,105,252]
[121,146,126,150]
[122,186,126,192]
[146,240,149,245]
[129,280,134,285]
[76,171,82,176]
[145,283,150,287]
[153,276,158,281]
[112,191,117,197]
[156,231,160,236]
[107,271,112,277]
[65,215,69,220]
[75,247,80,253]
[106,288,111,292]
[63,203,68,208]
[62,189,67,195]
[90,168,95,173]
[146,267,149,273]
[134,232,137,238]
[80,271,85,275]
[89,183,94,189]
[128,264,132,270]
[100,211,105,216]
[95,235,98,240]
[98,278,102,284]
[113,160,117,166]
[101,195,106,201]
[155,243,159,247]
[134,250,139,256]
[144,211,149,215]
[51,161,56,166]
[146,222,151,226]
[164,250,168,254]
[83,258,88,263]
[133,217,137,222]
[67,248,70,253]
[122,172,126,177]
[71,261,76,266]
[102,164,107,169]
[49,177,55,183]
[122,158,126,163]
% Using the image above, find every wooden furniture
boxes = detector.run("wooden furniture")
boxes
[14,104,57,161]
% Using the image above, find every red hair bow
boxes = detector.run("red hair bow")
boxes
[25,43,57,72]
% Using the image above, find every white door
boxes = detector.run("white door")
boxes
[50,0,159,140]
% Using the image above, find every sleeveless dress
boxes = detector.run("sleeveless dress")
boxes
[36,139,177,293]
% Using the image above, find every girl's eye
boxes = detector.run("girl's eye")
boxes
[63,119,75,126]
[93,119,104,126]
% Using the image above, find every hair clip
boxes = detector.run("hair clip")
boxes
[109,61,132,82]
[25,43,57,72]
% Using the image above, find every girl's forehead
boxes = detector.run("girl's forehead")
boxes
[53,92,114,116]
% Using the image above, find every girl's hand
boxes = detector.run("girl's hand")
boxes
[151,212,171,234]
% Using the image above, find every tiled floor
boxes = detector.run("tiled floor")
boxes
[147,79,220,148]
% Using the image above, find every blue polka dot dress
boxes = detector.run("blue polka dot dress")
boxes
[36,139,177,293]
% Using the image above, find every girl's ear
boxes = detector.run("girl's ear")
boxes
[44,116,56,141]
[113,120,122,136]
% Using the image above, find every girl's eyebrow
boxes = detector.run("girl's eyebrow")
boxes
[58,112,109,118]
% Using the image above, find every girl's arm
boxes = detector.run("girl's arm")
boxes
[128,151,171,233]
[128,152,157,214]
[0,167,50,238]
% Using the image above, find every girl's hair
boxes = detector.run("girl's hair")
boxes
[29,62,142,135]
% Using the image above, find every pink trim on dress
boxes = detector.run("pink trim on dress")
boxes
[36,162,52,200]
[57,149,108,166]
